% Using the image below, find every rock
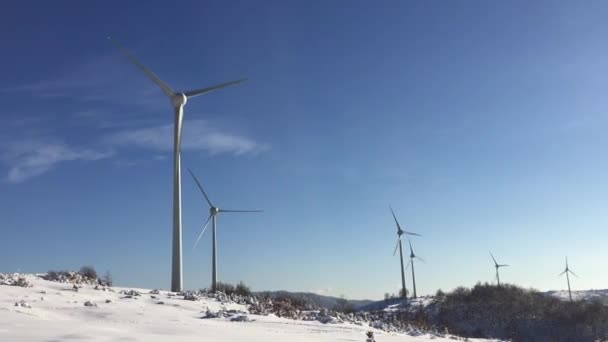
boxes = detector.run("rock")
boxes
[14,300,31,308]
[182,291,202,301]
[0,274,31,287]
[84,301,97,307]
[156,301,165,305]
[150,295,157,299]
[149,289,160,295]
[119,290,142,297]
[231,315,253,322]
[202,309,220,319]
[105,299,112,304]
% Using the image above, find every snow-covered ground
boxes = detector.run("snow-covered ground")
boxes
[0,274,486,342]
[545,289,608,302]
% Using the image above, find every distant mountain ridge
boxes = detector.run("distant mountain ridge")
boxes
[255,290,374,310]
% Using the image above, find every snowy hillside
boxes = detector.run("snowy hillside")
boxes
[358,296,434,312]
[258,290,374,310]
[0,274,484,342]
[545,289,608,303]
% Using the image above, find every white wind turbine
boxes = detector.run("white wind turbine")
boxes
[109,38,247,292]
[390,205,421,299]
[407,238,425,299]
[188,169,262,292]
[490,252,509,286]
[559,257,578,302]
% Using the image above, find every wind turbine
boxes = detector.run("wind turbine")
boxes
[390,205,421,299]
[188,169,262,292]
[109,38,247,292]
[559,257,578,302]
[490,252,509,286]
[407,238,424,299]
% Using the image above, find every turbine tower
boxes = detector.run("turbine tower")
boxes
[559,257,578,302]
[490,252,509,286]
[390,205,421,299]
[188,169,262,292]
[407,238,424,299]
[109,38,247,292]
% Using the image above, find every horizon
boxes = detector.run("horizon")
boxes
[1,1,608,301]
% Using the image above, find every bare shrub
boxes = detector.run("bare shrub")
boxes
[79,266,97,280]
[235,282,252,297]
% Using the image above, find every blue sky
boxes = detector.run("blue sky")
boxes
[1,1,608,300]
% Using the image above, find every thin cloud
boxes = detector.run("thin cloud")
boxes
[105,119,270,156]
[1,52,165,107]
[0,140,113,183]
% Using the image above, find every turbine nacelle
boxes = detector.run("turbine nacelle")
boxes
[210,206,220,215]
[172,93,188,107]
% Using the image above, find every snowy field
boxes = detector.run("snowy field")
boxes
[0,274,488,342]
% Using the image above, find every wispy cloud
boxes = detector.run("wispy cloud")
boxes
[1,52,165,107]
[0,140,113,183]
[104,119,270,156]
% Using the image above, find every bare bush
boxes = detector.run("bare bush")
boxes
[235,282,252,297]
[79,266,97,280]
[215,282,235,294]
[100,271,113,286]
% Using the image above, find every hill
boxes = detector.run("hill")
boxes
[0,273,477,342]
[256,290,374,310]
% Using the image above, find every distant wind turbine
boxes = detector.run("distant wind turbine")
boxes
[407,238,424,299]
[109,38,247,292]
[490,252,509,286]
[390,205,421,299]
[188,169,262,292]
[559,257,578,302]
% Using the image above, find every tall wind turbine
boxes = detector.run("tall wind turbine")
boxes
[109,38,247,292]
[407,238,424,299]
[559,257,578,302]
[490,252,509,286]
[390,205,421,299]
[188,169,262,292]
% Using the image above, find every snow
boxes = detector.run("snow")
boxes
[545,289,608,302]
[0,274,486,342]
[358,296,435,312]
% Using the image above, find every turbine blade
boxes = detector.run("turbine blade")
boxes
[184,79,247,98]
[108,37,174,98]
[558,270,567,276]
[389,205,402,232]
[490,252,498,266]
[499,264,509,267]
[569,270,579,278]
[389,205,421,236]
[220,209,263,213]
[187,168,214,208]
[416,256,426,263]
[393,238,399,256]
[408,238,414,254]
[406,259,412,270]
[193,214,213,249]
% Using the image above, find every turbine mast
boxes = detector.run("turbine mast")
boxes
[171,103,185,292]
[566,270,572,302]
[411,258,417,298]
[496,266,500,286]
[212,213,218,292]
[398,239,407,299]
